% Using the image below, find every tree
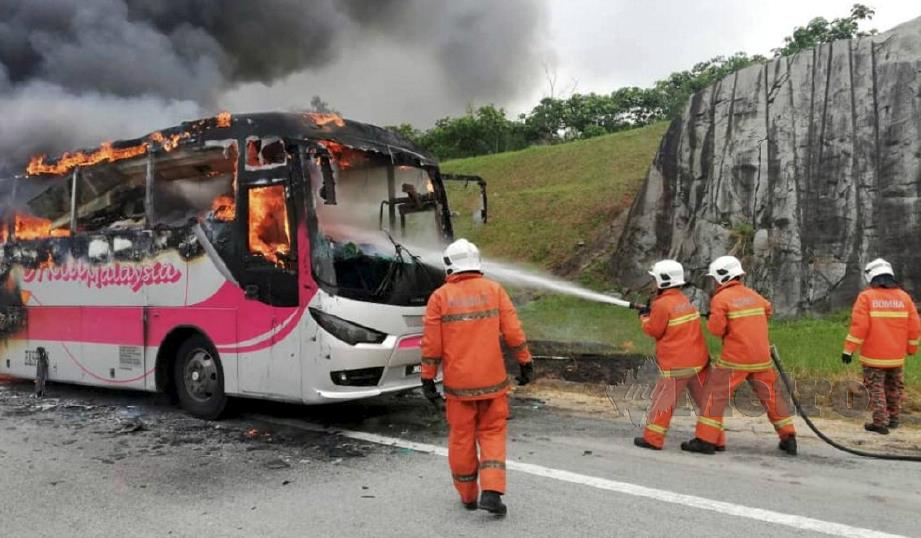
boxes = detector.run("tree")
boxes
[773,3,877,57]
[653,52,767,117]
[416,105,529,160]
[386,123,423,145]
[524,97,568,143]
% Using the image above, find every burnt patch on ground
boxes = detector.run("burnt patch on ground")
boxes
[0,378,397,470]
[506,339,645,385]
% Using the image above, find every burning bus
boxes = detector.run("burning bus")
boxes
[0,112,469,418]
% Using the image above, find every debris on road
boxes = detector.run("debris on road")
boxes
[116,418,147,434]
[265,458,291,470]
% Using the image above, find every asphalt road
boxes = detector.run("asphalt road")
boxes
[0,380,918,538]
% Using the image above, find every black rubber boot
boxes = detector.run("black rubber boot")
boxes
[479,491,507,516]
[633,437,661,450]
[463,501,478,511]
[778,436,797,456]
[865,423,890,435]
[714,445,726,452]
[680,438,716,455]
[888,419,900,430]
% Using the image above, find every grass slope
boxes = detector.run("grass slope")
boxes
[519,296,920,400]
[441,122,667,285]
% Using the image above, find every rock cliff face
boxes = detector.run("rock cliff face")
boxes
[613,17,921,315]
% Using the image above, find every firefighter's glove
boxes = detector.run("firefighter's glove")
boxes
[841,352,852,365]
[421,378,441,406]
[516,362,534,386]
[637,305,651,317]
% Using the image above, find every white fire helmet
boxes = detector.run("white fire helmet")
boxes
[864,258,894,283]
[708,255,745,285]
[648,259,686,289]
[443,239,482,275]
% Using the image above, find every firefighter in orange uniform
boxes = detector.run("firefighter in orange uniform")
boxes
[634,260,725,451]
[421,239,533,516]
[682,256,797,455]
[842,258,921,434]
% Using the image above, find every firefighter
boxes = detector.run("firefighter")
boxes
[682,255,797,456]
[842,258,921,434]
[634,260,725,450]
[420,239,533,516]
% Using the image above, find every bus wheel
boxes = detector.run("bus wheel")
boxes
[174,335,227,420]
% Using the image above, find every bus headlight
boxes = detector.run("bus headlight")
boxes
[309,308,387,345]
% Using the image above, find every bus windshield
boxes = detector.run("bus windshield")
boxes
[308,147,444,306]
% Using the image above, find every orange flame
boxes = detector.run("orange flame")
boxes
[27,129,194,176]
[27,141,148,176]
[217,111,232,128]
[248,186,290,266]
[211,195,236,222]
[2,214,72,242]
[319,140,351,170]
[305,112,345,128]
[148,131,190,152]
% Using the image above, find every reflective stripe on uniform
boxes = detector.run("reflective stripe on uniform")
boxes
[645,423,668,434]
[909,339,920,346]
[443,378,511,398]
[714,357,773,371]
[845,334,864,345]
[772,417,794,430]
[442,308,500,323]
[480,460,506,470]
[421,357,441,366]
[869,311,909,318]
[667,312,700,327]
[659,366,704,378]
[697,417,724,430]
[859,356,905,368]
[452,472,478,483]
[726,307,766,320]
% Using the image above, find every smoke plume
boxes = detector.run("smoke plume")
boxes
[0,0,547,172]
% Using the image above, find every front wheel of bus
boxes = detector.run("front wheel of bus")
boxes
[174,335,227,420]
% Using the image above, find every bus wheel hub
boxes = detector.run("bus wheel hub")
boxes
[185,349,216,401]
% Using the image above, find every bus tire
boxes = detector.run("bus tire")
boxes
[174,335,227,420]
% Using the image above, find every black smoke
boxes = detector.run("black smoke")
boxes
[0,0,547,172]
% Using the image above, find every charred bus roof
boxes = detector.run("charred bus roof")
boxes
[21,111,437,180]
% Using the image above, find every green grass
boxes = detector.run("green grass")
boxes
[518,294,921,389]
[441,123,668,286]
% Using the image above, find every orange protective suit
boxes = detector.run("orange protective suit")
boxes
[694,281,796,444]
[640,288,723,448]
[843,287,921,368]
[421,272,531,503]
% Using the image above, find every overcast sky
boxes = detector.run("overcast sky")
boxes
[220,0,920,128]
[2,0,919,171]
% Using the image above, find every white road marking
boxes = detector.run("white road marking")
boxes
[251,416,904,538]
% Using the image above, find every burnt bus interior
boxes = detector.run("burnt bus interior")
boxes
[1,113,459,310]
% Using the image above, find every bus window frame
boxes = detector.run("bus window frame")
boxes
[239,176,297,272]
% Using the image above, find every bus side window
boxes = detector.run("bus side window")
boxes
[246,137,286,170]
[247,184,291,267]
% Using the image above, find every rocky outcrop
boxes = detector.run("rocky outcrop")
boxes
[613,17,921,315]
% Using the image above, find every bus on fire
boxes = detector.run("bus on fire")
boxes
[0,112,478,418]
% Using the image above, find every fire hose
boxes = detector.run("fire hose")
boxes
[770,345,921,462]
